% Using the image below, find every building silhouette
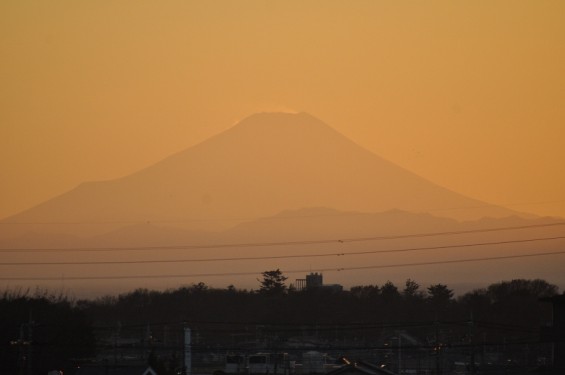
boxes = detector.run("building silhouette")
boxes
[294,273,343,292]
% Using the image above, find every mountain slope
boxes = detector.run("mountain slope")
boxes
[2,112,519,237]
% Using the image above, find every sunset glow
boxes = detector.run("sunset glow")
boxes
[1,1,565,296]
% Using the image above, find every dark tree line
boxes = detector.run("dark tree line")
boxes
[79,275,558,364]
[0,289,95,375]
[0,276,559,374]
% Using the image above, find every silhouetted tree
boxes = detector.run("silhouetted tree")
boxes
[258,269,288,296]
[192,282,209,292]
[487,278,557,302]
[350,285,380,300]
[485,279,556,328]
[226,284,237,293]
[427,283,454,317]
[381,281,400,302]
[403,278,422,299]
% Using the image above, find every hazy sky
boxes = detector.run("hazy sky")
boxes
[2,0,564,220]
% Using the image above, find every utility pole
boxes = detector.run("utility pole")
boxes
[184,325,192,375]
[435,320,441,375]
[18,324,26,375]
[398,333,402,375]
[114,321,121,364]
[11,319,33,375]
[468,313,476,374]
[482,332,486,368]
[27,313,33,375]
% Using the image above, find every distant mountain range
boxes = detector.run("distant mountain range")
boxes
[1,112,521,237]
[1,113,563,296]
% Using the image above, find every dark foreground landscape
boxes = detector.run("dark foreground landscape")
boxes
[2,274,564,375]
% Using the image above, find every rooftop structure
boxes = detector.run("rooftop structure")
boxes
[294,273,343,292]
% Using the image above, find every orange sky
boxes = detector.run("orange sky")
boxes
[1,0,565,220]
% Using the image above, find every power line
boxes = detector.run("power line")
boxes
[1,221,563,253]
[1,249,564,281]
[1,235,564,267]
[342,251,565,271]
